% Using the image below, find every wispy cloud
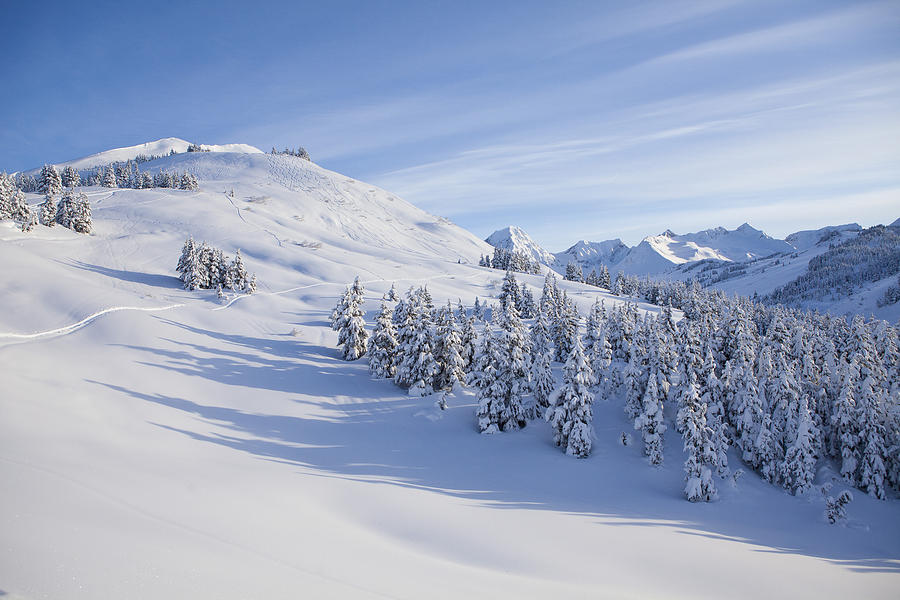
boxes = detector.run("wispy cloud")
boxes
[374,63,900,247]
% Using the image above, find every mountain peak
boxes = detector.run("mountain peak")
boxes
[485,226,556,266]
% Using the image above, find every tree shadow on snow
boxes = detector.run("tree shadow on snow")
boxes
[66,259,183,289]
[89,317,900,574]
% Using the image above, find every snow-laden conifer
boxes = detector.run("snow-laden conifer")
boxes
[680,379,718,502]
[546,334,594,458]
[394,288,439,394]
[634,371,666,465]
[39,164,62,196]
[336,277,369,361]
[368,301,398,379]
[779,395,819,495]
[529,310,555,419]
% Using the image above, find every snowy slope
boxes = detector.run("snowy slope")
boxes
[485,225,556,265]
[2,147,898,599]
[23,137,263,173]
[785,223,862,252]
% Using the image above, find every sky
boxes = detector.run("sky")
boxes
[2,0,898,248]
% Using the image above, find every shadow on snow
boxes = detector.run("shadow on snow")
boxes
[87,317,899,574]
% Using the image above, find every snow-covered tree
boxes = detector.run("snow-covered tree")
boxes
[634,371,666,465]
[680,380,718,502]
[38,194,57,227]
[61,166,80,188]
[336,277,368,360]
[833,358,862,485]
[394,288,439,395]
[368,301,398,378]
[434,303,466,390]
[101,166,118,188]
[824,489,853,524]
[529,310,555,419]
[546,335,594,458]
[39,164,62,196]
[779,395,819,495]
[477,303,530,431]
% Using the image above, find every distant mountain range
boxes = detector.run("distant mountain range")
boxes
[486,222,820,276]
[485,220,900,321]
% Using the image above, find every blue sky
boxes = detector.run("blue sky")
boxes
[2,0,898,248]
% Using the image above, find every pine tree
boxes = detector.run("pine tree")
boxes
[529,310,556,419]
[634,371,666,465]
[38,194,57,227]
[858,379,887,499]
[101,166,118,188]
[384,283,399,301]
[518,282,537,318]
[546,335,594,457]
[779,395,819,495]
[598,264,611,290]
[394,288,439,395]
[833,358,862,485]
[824,489,853,524]
[368,301,398,378]
[336,277,368,361]
[489,302,530,430]
[498,270,522,311]
[61,165,80,188]
[39,164,62,196]
[227,249,248,291]
[460,316,478,371]
[434,303,466,391]
[680,380,718,502]
[71,192,92,233]
[552,292,579,362]
[472,324,509,433]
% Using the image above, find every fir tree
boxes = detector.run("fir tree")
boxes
[394,288,439,394]
[634,371,666,465]
[336,277,368,361]
[546,335,594,458]
[368,301,398,378]
[61,165,80,188]
[39,164,62,196]
[779,395,819,495]
[38,194,57,227]
[680,380,718,502]
[529,310,555,419]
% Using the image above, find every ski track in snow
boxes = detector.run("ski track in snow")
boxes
[0,269,485,344]
[222,190,285,248]
[0,304,184,345]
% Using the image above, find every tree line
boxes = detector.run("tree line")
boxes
[331,270,899,505]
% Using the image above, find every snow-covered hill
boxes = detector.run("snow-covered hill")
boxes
[22,137,263,173]
[2,144,898,599]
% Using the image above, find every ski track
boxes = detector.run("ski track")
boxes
[0,269,485,344]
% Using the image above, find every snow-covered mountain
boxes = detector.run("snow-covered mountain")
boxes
[23,137,264,173]
[484,225,556,266]
[2,141,898,600]
[553,239,629,273]
[487,223,795,276]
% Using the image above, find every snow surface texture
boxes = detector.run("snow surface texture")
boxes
[2,149,898,599]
